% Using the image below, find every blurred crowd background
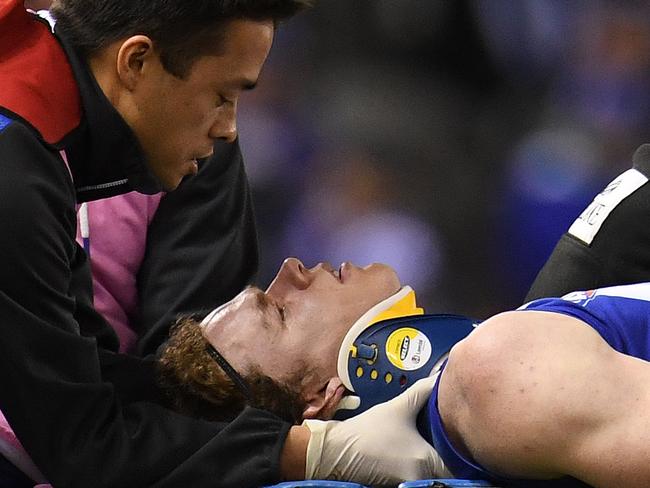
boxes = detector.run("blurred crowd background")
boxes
[238,0,650,319]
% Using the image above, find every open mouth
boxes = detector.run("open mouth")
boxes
[324,263,342,282]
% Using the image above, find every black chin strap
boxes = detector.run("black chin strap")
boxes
[205,343,254,402]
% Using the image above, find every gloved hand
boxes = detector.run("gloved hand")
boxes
[302,375,451,486]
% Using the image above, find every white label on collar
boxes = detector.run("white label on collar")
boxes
[568,168,648,245]
[385,327,432,371]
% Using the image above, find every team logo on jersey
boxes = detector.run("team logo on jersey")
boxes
[562,289,596,304]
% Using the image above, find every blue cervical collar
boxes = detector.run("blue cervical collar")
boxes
[335,287,478,419]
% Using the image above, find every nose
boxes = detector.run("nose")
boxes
[208,104,238,143]
[266,257,311,296]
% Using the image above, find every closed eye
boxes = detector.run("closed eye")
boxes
[216,95,231,108]
[217,93,236,108]
[252,288,286,328]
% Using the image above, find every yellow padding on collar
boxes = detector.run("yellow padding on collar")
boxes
[368,290,424,326]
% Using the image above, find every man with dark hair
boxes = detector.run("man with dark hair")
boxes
[24,0,258,358]
[0,1,439,486]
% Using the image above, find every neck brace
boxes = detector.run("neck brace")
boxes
[335,286,478,419]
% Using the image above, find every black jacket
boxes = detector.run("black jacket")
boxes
[526,144,650,302]
[136,137,259,356]
[0,4,286,487]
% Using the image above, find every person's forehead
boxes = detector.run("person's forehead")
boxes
[193,19,273,78]
[190,54,260,89]
[201,287,274,346]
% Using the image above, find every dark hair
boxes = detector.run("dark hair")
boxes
[50,0,313,77]
[158,316,309,424]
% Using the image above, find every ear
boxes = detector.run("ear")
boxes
[116,35,156,90]
[302,377,347,420]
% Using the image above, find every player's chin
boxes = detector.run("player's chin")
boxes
[160,175,183,192]
[364,263,401,294]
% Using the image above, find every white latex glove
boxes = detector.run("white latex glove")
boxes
[303,375,451,486]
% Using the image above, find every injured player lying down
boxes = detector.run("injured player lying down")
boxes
[159,258,650,488]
